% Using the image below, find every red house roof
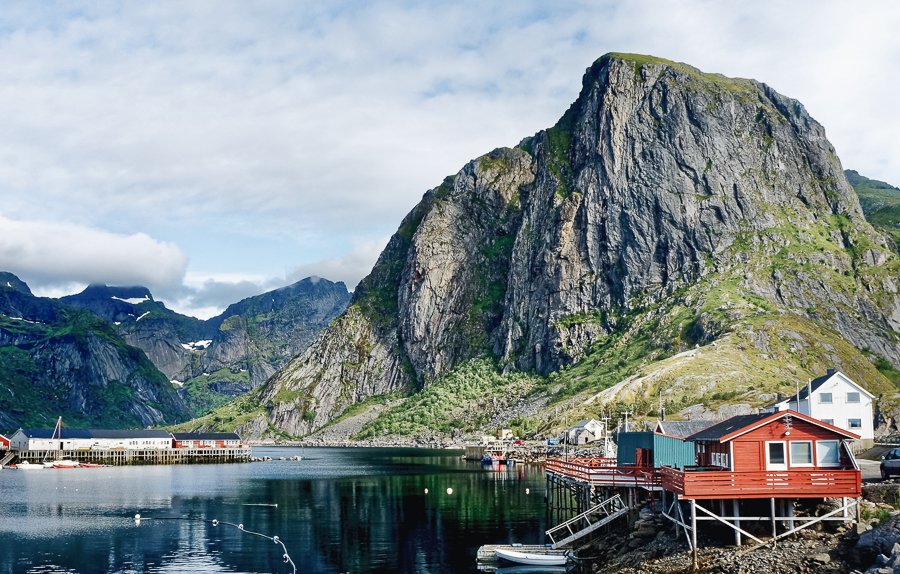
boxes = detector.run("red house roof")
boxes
[687,410,860,443]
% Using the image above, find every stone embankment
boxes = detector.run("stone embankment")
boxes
[579,484,900,573]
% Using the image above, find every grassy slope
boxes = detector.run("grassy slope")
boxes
[847,169,900,250]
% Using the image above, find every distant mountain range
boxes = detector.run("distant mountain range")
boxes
[0,273,349,429]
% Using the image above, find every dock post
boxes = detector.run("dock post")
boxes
[690,500,698,571]
[770,498,777,545]
[732,499,741,546]
[787,499,794,530]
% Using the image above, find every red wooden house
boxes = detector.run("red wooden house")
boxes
[0,434,9,450]
[171,432,241,449]
[661,410,861,500]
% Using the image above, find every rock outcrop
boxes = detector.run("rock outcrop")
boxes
[228,53,900,438]
[0,275,189,428]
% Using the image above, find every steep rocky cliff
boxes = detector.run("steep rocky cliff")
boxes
[61,278,350,416]
[0,275,189,429]
[199,53,900,439]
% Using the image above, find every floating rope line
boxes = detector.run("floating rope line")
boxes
[133,513,297,573]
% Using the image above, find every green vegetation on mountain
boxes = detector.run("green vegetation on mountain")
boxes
[0,286,188,429]
[846,169,900,250]
[178,53,900,442]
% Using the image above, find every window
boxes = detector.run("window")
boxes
[817,440,840,466]
[822,419,834,425]
[818,393,833,404]
[848,418,862,429]
[847,392,860,403]
[790,441,813,466]
[767,442,787,469]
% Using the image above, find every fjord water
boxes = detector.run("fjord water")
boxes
[0,448,548,573]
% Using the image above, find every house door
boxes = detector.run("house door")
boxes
[765,441,787,471]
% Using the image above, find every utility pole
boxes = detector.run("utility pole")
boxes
[622,410,631,433]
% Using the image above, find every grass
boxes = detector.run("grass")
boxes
[846,169,900,251]
[354,359,537,439]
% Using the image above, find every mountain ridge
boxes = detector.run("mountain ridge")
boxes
[192,52,898,440]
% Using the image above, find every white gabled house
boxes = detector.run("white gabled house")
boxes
[9,428,173,451]
[565,419,605,445]
[765,370,875,449]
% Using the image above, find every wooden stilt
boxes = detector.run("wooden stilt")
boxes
[733,499,741,546]
[770,498,777,546]
[691,500,698,571]
[787,499,795,530]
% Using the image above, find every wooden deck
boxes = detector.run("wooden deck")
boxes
[660,466,861,500]
[544,457,661,489]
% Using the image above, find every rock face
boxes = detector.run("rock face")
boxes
[0,276,189,429]
[61,277,351,416]
[240,53,900,438]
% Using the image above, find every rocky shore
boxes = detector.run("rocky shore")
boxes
[575,484,900,573]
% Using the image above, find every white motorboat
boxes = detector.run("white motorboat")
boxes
[47,460,79,468]
[14,461,44,470]
[495,548,567,566]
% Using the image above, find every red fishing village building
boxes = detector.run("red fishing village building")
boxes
[543,409,862,561]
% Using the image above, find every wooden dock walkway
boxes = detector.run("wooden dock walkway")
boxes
[10,447,251,465]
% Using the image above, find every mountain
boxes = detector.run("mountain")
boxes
[0,274,190,429]
[176,53,900,441]
[61,277,351,416]
[846,169,900,250]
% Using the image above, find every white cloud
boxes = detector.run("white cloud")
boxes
[286,238,388,289]
[0,213,187,291]
[1,1,899,319]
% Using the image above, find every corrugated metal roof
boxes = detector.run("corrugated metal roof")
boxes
[655,420,716,438]
[686,414,771,441]
[171,432,240,440]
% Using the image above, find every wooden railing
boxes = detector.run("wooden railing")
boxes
[545,457,661,488]
[545,494,629,548]
[660,466,861,500]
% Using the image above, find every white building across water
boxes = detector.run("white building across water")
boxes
[8,429,174,451]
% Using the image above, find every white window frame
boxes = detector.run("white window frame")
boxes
[847,392,860,404]
[789,440,814,467]
[848,418,862,429]
[816,440,841,467]
[765,441,788,471]
[818,392,833,404]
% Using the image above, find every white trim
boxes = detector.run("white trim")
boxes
[729,442,734,471]
[721,411,859,442]
[765,441,787,471]
[829,371,875,398]
[788,440,814,467]
[815,440,841,467]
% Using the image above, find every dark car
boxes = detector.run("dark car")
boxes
[881,447,900,480]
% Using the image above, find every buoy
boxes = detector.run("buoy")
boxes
[424,488,429,494]
[525,488,530,495]
[446,487,453,495]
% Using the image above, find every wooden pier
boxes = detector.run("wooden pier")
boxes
[9,447,251,465]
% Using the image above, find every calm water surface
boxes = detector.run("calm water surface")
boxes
[0,448,550,573]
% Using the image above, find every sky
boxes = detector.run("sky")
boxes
[0,1,898,319]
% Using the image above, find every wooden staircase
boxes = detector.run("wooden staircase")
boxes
[545,493,630,549]
[0,451,16,467]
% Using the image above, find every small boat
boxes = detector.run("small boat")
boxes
[78,462,105,468]
[496,566,568,574]
[13,461,44,470]
[44,460,79,469]
[495,549,568,566]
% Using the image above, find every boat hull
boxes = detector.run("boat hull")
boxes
[495,549,567,566]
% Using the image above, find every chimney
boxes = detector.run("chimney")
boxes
[826,368,836,376]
